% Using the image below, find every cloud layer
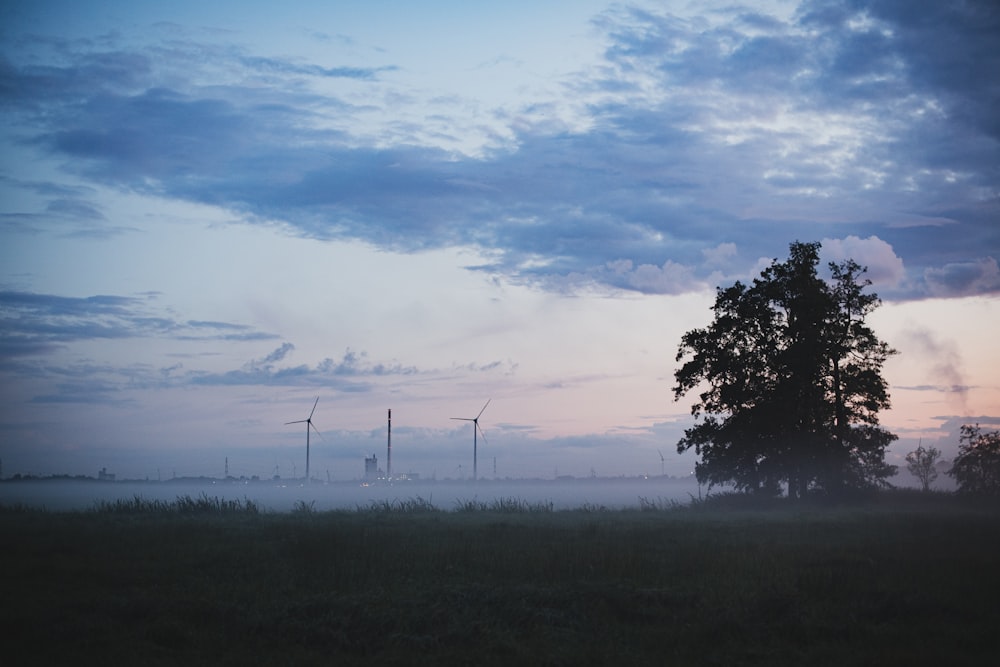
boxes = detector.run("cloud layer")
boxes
[2,1,997,299]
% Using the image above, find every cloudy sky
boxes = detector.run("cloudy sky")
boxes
[1,0,997,482]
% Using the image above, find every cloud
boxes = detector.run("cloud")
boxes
[29,382,135,406]
[2,3,997,300]
[45,198,105,221]
[1,356,158,405]
[897,384,976,394]
[603,258,702,295]
[452,359,519,375]
[701,243,738,267]
[923,257,1000,298]
[821,235,905,287]
[317,348,419,377]
[191,347,421,389]
[239,55,398,80]
[0,290,278,352]
[261,342,295,365]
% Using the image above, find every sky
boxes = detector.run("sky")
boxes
[1,0,997,483]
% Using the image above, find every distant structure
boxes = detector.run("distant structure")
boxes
[98,467,115,481]
[285,397,322,483]
[365,454,380,481]
[451,399,491,481]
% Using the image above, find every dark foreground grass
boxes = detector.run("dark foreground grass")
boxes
[2,492,999,666]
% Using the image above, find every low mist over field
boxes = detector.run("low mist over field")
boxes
[0,477,703,513]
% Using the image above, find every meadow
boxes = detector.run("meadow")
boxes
[2,491,998,666]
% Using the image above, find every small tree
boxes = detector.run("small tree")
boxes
[905,443,941,491]
[949,424,1000,495]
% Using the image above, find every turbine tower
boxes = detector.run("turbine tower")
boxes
[451,399,490,481]
[658,450,665,477]
[285,397,322,483]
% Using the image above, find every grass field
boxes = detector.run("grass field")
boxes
[2,491,998,666]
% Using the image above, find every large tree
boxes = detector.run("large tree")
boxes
[673,241,897,498]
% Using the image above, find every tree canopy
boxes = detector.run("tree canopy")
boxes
[949,424,1000,495]
[673,241,897,498]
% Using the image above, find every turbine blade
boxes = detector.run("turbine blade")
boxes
[451,417,474,421]
[309,422,324,440]
[477,423,488,445]
[285,419,307,425]
[477,398,491,420]
[308,396,319,420]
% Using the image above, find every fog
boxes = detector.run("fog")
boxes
[0,477,705,513]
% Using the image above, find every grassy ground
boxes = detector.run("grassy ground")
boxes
[1,491,998,666]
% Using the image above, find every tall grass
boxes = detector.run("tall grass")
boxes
[91,493,260,515]
[453,496,555,513]
[357,495,439,514]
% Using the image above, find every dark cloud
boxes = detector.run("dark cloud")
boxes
[452,359,519,375]
[239,55,398,80]
[189,347,420,389]
[2,2,997,299]
[923,257,1000,298]
[261,342,295,364]
[0,175,96,198]
[817,0,1000,139]
[29,381,135,405]
[45,198,104,220]
[0,290,278,352]
[897,385,976,393]
[0,356,161,404]
[0,337,422,404]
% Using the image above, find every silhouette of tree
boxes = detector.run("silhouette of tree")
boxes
[949,424,1000,495]
[905,444,941,491]
[674,241,898,498]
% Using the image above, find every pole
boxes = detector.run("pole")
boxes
[387,408,392,481]
[306,424,310,484]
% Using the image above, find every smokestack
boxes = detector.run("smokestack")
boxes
[387,408,392,481]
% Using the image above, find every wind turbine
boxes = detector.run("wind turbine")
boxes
[285,397,322,483]
[451,399,490,481]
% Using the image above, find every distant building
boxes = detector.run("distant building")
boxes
[98,467,115,481]
[364,454,380,481]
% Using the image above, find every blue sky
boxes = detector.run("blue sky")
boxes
[1,0,997,482]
